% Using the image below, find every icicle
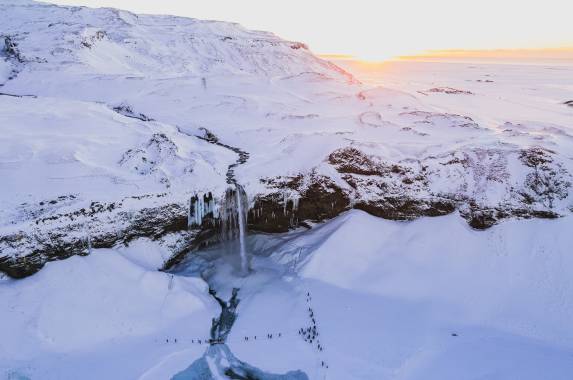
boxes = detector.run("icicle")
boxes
[84,223,92,255]
[189,194,198,228]
[189,192,216,228]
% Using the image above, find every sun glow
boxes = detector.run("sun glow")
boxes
[353,51,404,63]
[48,0,573,63]
[323,47,573,67]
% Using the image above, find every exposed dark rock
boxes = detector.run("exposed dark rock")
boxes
[3,35,24,62]
[249,148,455,233]
[112,104,154,121]
[0,231,88,279]
[253,146,570,232]
[80,30,106,49]
[122,204,188,241]
[519,146,554,168]
[518,147,571,208]
[1,202,193,278]
[461,203,559,230]
[564,100,573,107]
[355,197,456,220]
[427,87,473,95]
[328,147,384,176]
[249,174,351,233]
[198,127,219,143]
[290,42,308,50]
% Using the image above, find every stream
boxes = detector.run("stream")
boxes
[169,131,310,379]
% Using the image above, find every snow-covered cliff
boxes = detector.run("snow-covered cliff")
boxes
[1,0,572,277]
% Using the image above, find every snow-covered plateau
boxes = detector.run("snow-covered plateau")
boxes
[1,1,572,379]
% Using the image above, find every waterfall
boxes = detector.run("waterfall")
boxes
[236,186,248,275]
[188,186,249,274]
[220,185,249,274]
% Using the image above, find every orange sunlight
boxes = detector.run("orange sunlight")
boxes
[322,47,573,65]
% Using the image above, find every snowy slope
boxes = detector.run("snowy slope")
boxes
[0,242,217,380]
[163,210,573,380]
[1,1,573,379]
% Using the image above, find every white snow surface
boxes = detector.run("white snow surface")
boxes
[1,0,573,379]
[176,211,573,380]
[3,211,573,379]
[0,243,217,379]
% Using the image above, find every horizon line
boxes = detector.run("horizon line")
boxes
[320,47,573,63]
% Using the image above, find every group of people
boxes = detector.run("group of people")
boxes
[161,291,329,370]
[163,338,220,345]
[300,291,328,370]
[298,292,325,353]
[164,332,287,346]
[242,332,282,342]
[163,338,200,344]
[298,325,319,344]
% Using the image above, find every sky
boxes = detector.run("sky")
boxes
[47,0,573,61]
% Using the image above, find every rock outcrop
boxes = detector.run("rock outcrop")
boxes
[247,145,571,233]
[249,174,351,233]
[1,195,193,278]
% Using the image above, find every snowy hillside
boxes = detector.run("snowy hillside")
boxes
[1,0,572,277]
[1,0,573,379]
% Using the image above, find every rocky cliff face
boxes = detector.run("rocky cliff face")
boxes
[0,194,194,278]
[246,144,570,234]
[249,174,351,233]
[2,142,571,278]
